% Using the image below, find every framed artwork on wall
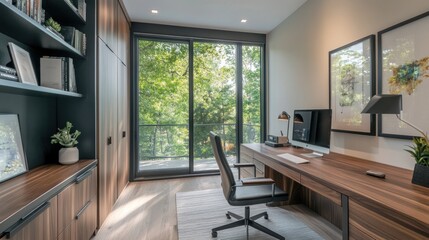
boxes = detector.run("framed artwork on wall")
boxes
[329,35,375,135]
[8,42,38,86]
[378,11,429,139]
[0,114,28,183]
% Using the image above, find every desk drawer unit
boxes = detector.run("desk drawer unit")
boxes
[349,199,427,239]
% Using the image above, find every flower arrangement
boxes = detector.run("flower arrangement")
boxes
[51,122,81,148]
[406,137,429,167]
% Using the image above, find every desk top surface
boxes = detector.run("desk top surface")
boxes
[242,143,429,228]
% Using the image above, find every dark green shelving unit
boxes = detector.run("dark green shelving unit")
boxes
[44,0,86,26]
[0,0,84,58]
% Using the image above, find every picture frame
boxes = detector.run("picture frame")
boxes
[0,114,28,183]
[329,35,375,135]
[8,42,38,85]
[378,11,429,139]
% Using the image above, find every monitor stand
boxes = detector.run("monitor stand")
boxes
[300,152,324,158]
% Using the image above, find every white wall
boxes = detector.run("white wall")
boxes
[267,0,429,169]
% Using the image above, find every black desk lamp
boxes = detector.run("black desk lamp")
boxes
[361,94,428,143]
[278,111,290,139]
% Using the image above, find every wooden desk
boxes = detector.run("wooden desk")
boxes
[241,143,429,240]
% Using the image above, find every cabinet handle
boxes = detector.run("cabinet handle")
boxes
[75,201,91,220]
[122,131,126,138]
[5,202,50,239]
[75,168,94,184]
[107,136,112,145]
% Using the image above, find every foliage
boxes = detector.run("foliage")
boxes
[51,122,81,148]
[388,57,429,95]
[405,137,429,167]
[138,40,262,165]
[45,17,61,32]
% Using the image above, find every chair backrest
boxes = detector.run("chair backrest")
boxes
[209,131,236,200]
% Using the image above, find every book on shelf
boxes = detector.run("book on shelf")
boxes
[40,56,76,92]
[72,0,86,21]
[0,65,17,76]
[61,27,86,55]
[12,0,43,23]
[0,72,19,82]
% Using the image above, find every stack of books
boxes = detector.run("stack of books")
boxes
[0,65,18,82]
[40,57,77,92]
[61,26,87,55]
[12,0,44,24]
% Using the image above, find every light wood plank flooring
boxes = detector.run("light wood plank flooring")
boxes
[94,175,340,240]
[93,176,221,240]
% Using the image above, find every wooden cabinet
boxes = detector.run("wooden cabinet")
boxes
[97,1,130,228]
[117,4,130,65]
[98,0,118,53]
[349,198,426,239]
[4,198,57,240]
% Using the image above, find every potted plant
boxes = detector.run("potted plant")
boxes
[406,136,429,187]
[51,122,81,165]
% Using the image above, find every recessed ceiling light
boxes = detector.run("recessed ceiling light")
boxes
[151,9,158,14]
[241,19,247,23]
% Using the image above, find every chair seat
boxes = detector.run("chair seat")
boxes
[229,183,288,206]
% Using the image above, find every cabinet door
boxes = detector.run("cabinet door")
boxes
[98,0,118,53]
[58,184,75,237]
[117,61,129,195]
[76,199,97,240]
[6,197,57,240]
[117,4,130,65]
[98,39,118,226]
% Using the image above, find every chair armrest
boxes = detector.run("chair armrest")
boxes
[233,163,255,168]
[241,178,275,185]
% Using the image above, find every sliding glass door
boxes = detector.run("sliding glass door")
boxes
[136,37,264,178]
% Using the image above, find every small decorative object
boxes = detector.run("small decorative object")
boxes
[329,35,375,135]
[0,114,27,183]
[45,17,61,32]
[406,137,429,188]
[8,42,38,85]
[51,122,81,165]
[378,11,429,139]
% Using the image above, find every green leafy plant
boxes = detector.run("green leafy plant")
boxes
[51,122,81,148]
[405,137,429,167]
[45,17,61,32]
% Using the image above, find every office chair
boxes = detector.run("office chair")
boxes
[209,132,289,240]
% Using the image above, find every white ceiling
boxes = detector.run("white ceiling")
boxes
[122,0,307,34]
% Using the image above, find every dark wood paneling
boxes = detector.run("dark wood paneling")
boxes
[98,0,118,53]
[301,175,342,206]
[349,198,428,239]
[117,5,130,65]
[117,61,129,195]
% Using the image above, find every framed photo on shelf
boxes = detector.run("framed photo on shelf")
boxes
[378,11,429,139]
[0,114,28,183]
[8,42,38,86]
[329,35,375,135]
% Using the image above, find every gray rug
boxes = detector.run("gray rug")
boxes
[176,188,324,240]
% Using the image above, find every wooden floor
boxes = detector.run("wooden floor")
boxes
[94,175,340,240]
[93,175,221,240]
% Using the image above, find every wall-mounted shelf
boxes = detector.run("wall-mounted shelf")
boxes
[44,0,86,26]
[0,1,84,58]
[0,79,83,97]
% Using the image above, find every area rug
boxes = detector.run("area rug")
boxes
[176,188,324,240]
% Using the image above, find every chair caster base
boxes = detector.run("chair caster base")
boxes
[212,231,217,237]
[226,213,231,219]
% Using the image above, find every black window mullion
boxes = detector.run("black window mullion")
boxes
[236,44,243,163]
[189,40,194,173]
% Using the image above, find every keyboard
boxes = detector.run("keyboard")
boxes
[277,153,309,164]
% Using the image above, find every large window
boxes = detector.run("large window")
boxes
[135,37,264,178]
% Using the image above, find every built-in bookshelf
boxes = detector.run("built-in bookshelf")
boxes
[44,0,86,25]
[0,0,84,58]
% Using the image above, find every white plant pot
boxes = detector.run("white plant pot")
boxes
[59,147,79,165]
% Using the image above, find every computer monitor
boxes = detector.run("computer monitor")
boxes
[292,109,332,156]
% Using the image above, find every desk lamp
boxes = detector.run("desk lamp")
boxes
[361,94,428,142]
[361,94,429,180]
[278,111,291,139]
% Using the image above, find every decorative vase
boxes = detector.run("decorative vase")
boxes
[412,164,429,188]
[59,147,79,165]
